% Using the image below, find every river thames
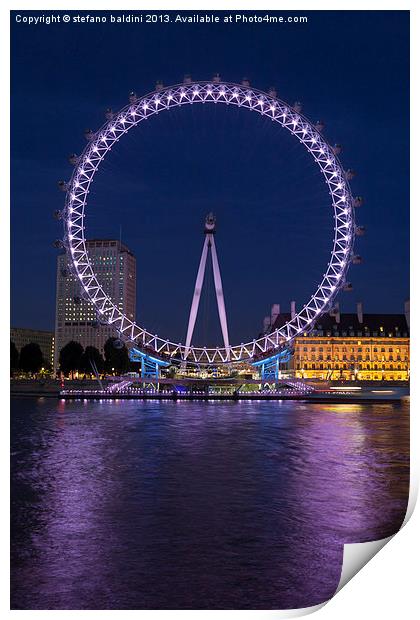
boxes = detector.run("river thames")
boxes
[11,397,409,610]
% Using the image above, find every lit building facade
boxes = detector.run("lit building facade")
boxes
[11,327,55,368]
[54,240,136,369]
[271,305,410,381]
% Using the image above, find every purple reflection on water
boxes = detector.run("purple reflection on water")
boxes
[11,398,409,609]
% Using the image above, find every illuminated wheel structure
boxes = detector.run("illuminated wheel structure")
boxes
[58,77,362,370]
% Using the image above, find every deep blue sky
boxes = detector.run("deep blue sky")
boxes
[11,10,409,347]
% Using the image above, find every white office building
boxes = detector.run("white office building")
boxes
[54,240,136,369]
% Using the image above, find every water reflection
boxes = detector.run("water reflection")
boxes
[11,398,409,609]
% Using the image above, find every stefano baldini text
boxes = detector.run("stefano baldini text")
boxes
[108,14,222,23]
[106,14,222,23]
[107,14,286,24]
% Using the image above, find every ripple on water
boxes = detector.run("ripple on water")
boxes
[11,397,409,609]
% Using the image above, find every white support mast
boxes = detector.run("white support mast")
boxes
[184,213,230,360]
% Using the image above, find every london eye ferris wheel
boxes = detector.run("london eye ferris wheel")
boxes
[55,75,364,367]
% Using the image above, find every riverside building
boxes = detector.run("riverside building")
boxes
[11,327,54,368]
[54,240,136,369]
[268,302,410,381]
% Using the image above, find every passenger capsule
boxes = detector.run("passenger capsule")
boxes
[293,101,303,113]
[352,254,363,264]
[53,210,63,220]
[183,74,192,84]
[53,239,64,249]
[268,87,277,98]
[212,73,221,83]
[73,295,81,305]
[332,144,342,155]
[241,77,250,87]
[345,169,356,180]
[113,338,124,349]
[60,267,69,278]
[155,80,164,92]
[91,320,99,328]
[353,196,363,208]
[355,226,366,236]
[129,91,137,103]
[84,129,94,141]
[68,153,79,166]
[329,304,339,316]
[315,120,325,132]
[105,108,114,121]
[343,282,353,292]
[57,180,67,192]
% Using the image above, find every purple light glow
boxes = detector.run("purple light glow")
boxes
[62,80,355,364]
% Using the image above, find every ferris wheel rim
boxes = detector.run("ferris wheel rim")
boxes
[63,79,356,365]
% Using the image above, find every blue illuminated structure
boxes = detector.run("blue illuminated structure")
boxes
[129,347,170,381]
[252,349,291,382]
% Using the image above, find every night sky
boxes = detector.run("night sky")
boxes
[11,10,409,347]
